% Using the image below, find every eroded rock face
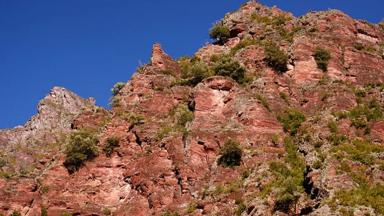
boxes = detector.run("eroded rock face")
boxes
[0,87,95,174]
[1,1,384,216]
[0,87,97,215]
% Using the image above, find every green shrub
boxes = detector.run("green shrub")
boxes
[313,47,331,72]
[332,184,384,215]
[179,58,211,86]
[111,82,125,96]
[279,92,290,104]
[255,93,271,112]
[251,13,273,25]
[160,69,176,76]
[278,109,306,135]
[0,158,6,168]
[348,100,383,133]
[327,133,347,146]
[230,38,260,55]
[271,134,280,146]
[103,137,120,157]
[40,185,49,193]
[327,121,338,133]
[272,15,291,26]
[116,111,144,125]
[209,21,231,44]
[333,110,348,120]
[264,42,288,73]
[353,87,367,99]
[313,160,322,169]
[102,208,112,216]
[109,96,121,107]
[212,55,246,83]
[277,27,295,43]
[63,130,98,174]
[366,99,384,121]
[186,202,197,214]
[155,126,173,141]
[161,211,179,216]
[354,43,365,51]
[10,211,21,216]
[379,21,384,30]
[235,199,247,216]
[218,140,243,167]
[170,104,194,128]
[267,137,305,213]
[156,104,193,141]
[41,207,48,216]
[332,140,384,166]
[273,178,301,213]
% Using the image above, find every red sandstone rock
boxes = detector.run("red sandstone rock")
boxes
[1,1,384,216]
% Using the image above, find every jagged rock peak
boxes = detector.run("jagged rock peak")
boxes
[150,43,174,69]
[38,86,95,112]
[24,86,95,131]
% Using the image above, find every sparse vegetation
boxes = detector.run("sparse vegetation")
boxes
[155,104,193,141]
[209,21,231,44]
[161,211,179,216]
[331,184,384,215]
[264,42,288,73]
[103,137,120,157]
[235,199,247,216]
[40,185,49,194]
[379,21,384,31]
[332,140,384,165]
[178,57,211,86]
[255,93,271,112]
[109,96,121,107]
[111,82,125,96]
[102,208,112,216]
[116,111,145,125]
[218,139,243,167]
[155,125,173,141]
[348,99,383,133]
[186,202,198,214]
[279,92,290,105]
[0,158,6,168]
[212,55,246,84]
[251,14,291,27]
[230,38,260,55]
[353,43,364,51]
[271,134,280,146]
[278,109,306,135]
[265,137,305,213]
[251,13,273,25]
[41,207,48,216]
[171,104,194,129]
[313,47,331,72]
[10,211,21,216]
[63,130,99,174]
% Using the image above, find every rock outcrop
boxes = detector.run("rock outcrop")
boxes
[1,1,384,215]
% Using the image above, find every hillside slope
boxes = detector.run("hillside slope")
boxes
[1,1,384,215]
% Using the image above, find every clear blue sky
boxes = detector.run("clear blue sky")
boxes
[0,0,383,128]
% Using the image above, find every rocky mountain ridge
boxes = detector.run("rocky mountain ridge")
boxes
[1,1,384,215]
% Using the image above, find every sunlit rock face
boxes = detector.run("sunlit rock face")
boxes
[1,1,384,215]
